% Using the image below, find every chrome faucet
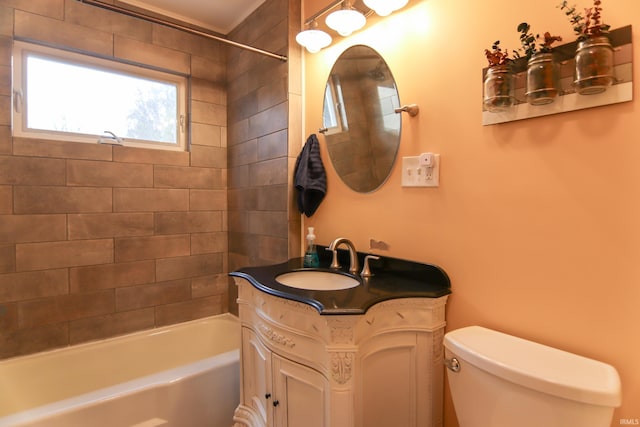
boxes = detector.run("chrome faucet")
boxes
[327,237,359,274]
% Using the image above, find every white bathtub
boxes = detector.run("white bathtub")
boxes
[0,313,240,427]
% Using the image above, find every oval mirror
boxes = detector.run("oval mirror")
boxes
[321,45,401,193]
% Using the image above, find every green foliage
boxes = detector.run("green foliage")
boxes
[515,23,562,59]
[558,0,610,39]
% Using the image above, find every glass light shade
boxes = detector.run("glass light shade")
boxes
[325,8,366,37]
[295,29,332,53]
[363,0,409,16]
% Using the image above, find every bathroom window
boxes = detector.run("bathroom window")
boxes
[12,41,187,151]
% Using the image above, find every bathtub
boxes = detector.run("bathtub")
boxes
[0,313,240,427]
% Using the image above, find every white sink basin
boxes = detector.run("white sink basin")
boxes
[276,270,360,291]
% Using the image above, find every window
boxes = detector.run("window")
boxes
[322,74,348,135]
[12,41,187,150]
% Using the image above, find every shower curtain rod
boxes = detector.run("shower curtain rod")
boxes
[77,0,288,62]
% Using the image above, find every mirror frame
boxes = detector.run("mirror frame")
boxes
[321,45,401,193]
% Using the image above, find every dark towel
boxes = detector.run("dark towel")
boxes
[294,134,327,217]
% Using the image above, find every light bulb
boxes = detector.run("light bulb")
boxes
[295,29,332,53]
[325,8,366,37]
[363,0,409,17]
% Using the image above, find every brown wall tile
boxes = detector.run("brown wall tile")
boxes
[115,279,191,311]
[19,290,114,328]
[154,211,222,235]
[191,232,228,255]
[3,0,65,19]
[0,214,67,243]
[0,95,8,126]
[192,100,227,127]
[0,302,19,333]
[0,243,15,273]
[189,189,227,211]
[155,295,223,326]
[250,158,288,186]
[14,10,113,56]
[113,146,190,166]
[67,159,153,187]
[68,213,154,240]
[69,308,155,344]
[258,129,287,161]
[0,323,68,359]
[0,125,10,155]
[190,145,226,168]
[0,269,68,304]
[0,185,11,213]
[248,210,288,238]
[192,78,226,104]
[191,122,223,148]
[114,188,188,212]
[153,165,222,189]
[16,239,114,271]
[191,274,229,298]
[13,138,112,161]
[115,234,190,262]
[114,35,190,75]
[65,0,153,43]
[70,260,155,293]
[14,186,113,213]
[156,253,223,281]
[0,156,66,185]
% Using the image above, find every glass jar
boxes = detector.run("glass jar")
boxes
[574,36,615,95]
[483,64,515,112]
[526,52,559,105]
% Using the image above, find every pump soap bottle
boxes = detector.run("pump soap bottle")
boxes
[303,227,320,268]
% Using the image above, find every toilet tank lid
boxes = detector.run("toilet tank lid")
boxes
[443,326,622,407]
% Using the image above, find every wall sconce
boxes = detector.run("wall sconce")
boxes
[363,0,408,17]
[296,20,332,53]
[325,1,366,37]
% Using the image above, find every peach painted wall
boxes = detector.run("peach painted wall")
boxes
[301,0,640,424]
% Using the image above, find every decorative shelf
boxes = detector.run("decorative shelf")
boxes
[482,25,633,126]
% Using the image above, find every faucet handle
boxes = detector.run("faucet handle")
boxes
[326,247,341,269]
[360,255,380,277]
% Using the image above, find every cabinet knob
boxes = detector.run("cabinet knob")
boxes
[265,393,271,399]
[273,400,280,407]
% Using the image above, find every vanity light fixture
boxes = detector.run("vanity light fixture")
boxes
[325,0,366,37]
[296,0,410,53]
[295,20,332,53]
[363,0,409,16]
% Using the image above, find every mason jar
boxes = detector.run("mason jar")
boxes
[574,36,615,95]
[483,64,515,112]
[526,52,559,105]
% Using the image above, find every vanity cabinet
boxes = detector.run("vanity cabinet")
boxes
[232,278,448,427]
[241,327,330,427]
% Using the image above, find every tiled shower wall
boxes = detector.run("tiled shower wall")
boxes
[227,0,302,312]
[0,0,229,359]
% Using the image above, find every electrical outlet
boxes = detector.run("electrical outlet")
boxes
[401,154,440,187]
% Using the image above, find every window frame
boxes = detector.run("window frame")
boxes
[12,40,188,151]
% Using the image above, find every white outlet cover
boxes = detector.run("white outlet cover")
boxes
[401,154,440,187]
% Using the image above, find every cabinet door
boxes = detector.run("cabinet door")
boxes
[356,332,430,427]
[242,327,273,427]
[272,353,330,427]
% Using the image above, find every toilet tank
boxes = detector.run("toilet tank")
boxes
[443,326,621,427]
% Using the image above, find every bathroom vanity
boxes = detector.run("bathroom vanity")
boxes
[230,251,451,427]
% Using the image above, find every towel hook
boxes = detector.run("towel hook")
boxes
[394,104,420,117]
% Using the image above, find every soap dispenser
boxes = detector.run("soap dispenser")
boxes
[303,227,320,268]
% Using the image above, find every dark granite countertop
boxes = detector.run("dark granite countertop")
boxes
[229,246,451,315]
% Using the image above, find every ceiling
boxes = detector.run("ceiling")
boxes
[118,0,268,34]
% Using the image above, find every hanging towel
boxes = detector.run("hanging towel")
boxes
[294,134,327,217]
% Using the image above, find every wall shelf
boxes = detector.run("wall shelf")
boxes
[482,25,633,126]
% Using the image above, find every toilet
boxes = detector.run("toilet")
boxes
[443,326,621,427]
